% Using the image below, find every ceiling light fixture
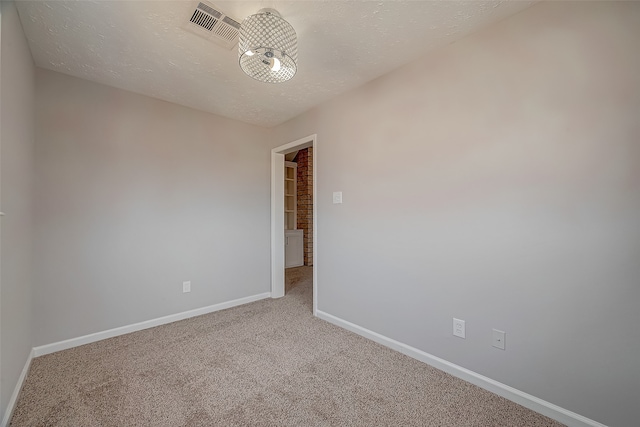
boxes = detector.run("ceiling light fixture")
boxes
[238,8,297,83]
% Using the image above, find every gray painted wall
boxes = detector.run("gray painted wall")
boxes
[273,2,640,426]
[0,1,35,420]
[2,1,639,426]
[34,70,272,346]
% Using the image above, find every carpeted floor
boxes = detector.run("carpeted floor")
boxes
[11,267,564,426]
[285,265,311,294]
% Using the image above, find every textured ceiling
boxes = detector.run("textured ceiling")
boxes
[16,1,534,127]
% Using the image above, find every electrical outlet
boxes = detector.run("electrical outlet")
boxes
[453,318,465,339]
[182,281,191,293]
[492,329,506,350]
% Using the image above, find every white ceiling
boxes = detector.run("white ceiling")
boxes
[15,1,534,127]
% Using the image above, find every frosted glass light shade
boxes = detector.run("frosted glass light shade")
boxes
[239,9,297,83]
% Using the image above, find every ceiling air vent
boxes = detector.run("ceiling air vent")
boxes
[184,2,240,50]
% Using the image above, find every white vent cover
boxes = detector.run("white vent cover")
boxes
[184,1,240,50]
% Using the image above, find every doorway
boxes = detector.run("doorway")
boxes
[270,134,317,315]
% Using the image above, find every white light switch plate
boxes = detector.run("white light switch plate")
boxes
[333,191,343,204]
[183,281,191,293]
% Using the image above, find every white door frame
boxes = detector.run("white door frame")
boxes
[271,134,317,316]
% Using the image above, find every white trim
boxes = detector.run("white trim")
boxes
[271,150,285,298]
[272,136,313,155]
[270,134,318,315]
[33,292,271,357]
[316,310,607,427]
[1,349,35,427]
[312,138,318,316]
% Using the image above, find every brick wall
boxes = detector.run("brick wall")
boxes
[296,148,313,266]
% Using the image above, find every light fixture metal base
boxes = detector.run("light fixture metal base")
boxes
[257,8,281,17]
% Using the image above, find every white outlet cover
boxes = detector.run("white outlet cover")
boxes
[332,191,343,204]
[182,281,191,293]
[453,318,465,339]
[492,329,506,350]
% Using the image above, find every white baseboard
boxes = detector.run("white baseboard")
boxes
[1,348,35,427]
[33,292,271,357]
[316,310,606,427]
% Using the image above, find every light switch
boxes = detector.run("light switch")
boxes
[332,191,343,204]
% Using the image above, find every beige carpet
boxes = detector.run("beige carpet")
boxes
[11,268,564,427]
[285,266,312,294]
